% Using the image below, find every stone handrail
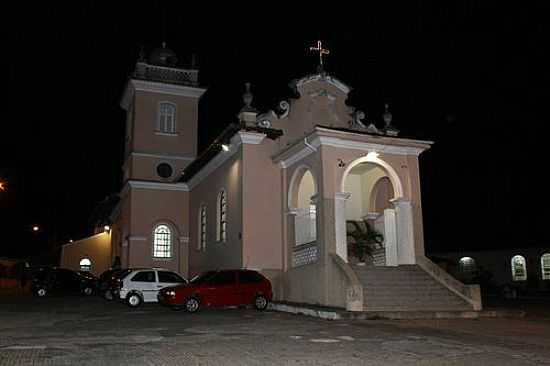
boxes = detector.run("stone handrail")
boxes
[330,254,363,311]
[416,256,482,311]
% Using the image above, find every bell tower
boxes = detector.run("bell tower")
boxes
[120,44,206,183]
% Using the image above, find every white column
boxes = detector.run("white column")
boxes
[383,209,398,266]
[334,192,351,262]
[391,198,416,265]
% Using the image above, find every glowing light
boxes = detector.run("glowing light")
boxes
[366,151,379,160]
[221,144,230,152]
[69,239,73,243]
[32,225,39,232]
[104,225,111,232]
[0,181,6,191]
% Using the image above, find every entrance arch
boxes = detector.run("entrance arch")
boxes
[335,154,405,265]
[340,153,403,198]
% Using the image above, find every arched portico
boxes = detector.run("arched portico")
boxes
[335,153,416,265]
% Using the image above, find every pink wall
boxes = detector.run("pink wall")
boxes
[127,188,189,275]
[132,91,198,158]
[241,139,283,271]
[188,150,243,277]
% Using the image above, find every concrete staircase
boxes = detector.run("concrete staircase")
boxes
[353,264,472,312]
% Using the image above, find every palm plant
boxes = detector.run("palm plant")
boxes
[346,220,384,263]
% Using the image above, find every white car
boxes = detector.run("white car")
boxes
[118,268,187,307]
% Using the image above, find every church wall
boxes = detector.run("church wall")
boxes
[132,90,198,159]
[241,139,283,285]
[128,187,189,275]
[188,149,243,277]
[60,232,112,276]
[117,190,132,268]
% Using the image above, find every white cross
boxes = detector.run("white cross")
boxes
[309,40,330,68]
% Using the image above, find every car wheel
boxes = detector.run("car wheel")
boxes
[184,297,200,313]
[103,290,114,301]
[36,288,47,297]
[126,293,142,308]
[253,294,268,311]
[83,286,94,296]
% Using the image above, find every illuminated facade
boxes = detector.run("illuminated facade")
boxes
[62,44,483,312]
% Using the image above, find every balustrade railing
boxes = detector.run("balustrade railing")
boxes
[133,62,199,86]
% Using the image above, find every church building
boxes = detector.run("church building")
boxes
[61,43,482,312]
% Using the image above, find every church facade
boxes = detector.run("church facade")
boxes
[61,44,482,312]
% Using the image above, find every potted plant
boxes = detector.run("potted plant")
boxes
[346,220,384,265]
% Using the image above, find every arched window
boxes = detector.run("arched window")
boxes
[541,253,550,280]
[158,102,176,134]
[459,257,476,274]
[217,190,227,242]
[511,255,527,281]
[153,224,172,258]
[79,258,92,271]
[199,205,207,251]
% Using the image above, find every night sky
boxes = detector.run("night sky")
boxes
[1,2,544,262]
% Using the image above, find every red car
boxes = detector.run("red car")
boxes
[157,269,272,313]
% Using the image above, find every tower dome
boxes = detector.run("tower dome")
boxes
[148,42,178,67]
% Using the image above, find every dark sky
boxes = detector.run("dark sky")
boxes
[1,2,545,260]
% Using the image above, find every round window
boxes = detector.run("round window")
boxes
[156,163,173,178]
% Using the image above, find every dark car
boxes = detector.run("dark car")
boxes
[31,267,97,297]
[97,268,128,301]
[157,269,272,313]
[98,268,131,301]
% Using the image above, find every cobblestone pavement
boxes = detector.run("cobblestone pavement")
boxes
[0,296,549,365]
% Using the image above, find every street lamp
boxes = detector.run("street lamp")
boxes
[32,225,40,232]
[0,180,6,191]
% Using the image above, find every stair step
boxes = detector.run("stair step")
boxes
[354,265,472,311]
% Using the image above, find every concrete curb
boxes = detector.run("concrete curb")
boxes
[269,302,526,320]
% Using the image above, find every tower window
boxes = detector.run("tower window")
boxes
[153,224,172,258]
[158,102,176,134]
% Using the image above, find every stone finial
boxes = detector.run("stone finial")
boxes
[383,103,399,136]
[238,82,258,124]
[138,45,146,62]
[383,103,393,126]
[243,82,253,110]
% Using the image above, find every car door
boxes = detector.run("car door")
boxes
[202,271,239,307]
[129,271,156,302]
[157,271,186,291]
[236,270,264,305]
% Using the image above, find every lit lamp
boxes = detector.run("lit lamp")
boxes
[0,181,5,191]
[32,225,40,232]
[221,144,230,152]
[104,225,111,232]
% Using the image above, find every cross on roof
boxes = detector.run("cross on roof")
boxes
[309,40,330,71]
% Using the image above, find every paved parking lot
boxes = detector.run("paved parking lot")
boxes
[0,295,549,365]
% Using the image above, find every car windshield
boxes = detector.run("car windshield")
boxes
[190,271,217,284]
